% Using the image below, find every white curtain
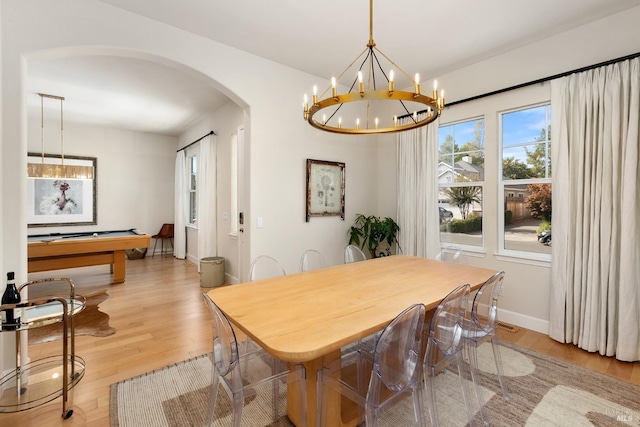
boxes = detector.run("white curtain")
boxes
[197,134,217,271]
[174,150,187,259]
[549,57,640,361]
[396,114,441,258]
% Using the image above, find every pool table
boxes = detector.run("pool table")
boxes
[27,229,150,284]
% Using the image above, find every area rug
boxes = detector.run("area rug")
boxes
[110,342,640,426]
[28,290,116,344]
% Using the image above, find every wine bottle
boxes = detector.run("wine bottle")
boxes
[1,272,21,330]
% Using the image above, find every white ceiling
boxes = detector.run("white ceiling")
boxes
[28,0,640,136]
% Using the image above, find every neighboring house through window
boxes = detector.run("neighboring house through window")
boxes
[438,117,485,248]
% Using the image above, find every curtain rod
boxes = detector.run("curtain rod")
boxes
[176,130,216,152]
[399,51,640,120]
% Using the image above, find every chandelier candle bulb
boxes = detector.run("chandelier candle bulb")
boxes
[438,89,445,110]
[301,0,444,134]
[303,94,309,119]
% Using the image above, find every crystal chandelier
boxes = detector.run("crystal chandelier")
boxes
[27,93,94,179]
[302,0,445,135]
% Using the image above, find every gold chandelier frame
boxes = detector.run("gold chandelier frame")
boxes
[28,93,95,180]
[303,0,445,135]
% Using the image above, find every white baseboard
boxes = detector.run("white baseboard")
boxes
[186,253,199,268]
[498,308,549,335]
[225,273,239,285]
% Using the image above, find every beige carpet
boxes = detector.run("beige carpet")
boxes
[110,342,640,426]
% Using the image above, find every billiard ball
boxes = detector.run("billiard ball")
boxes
[92,233,98,237]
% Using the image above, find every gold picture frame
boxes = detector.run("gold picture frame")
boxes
[306,159,345,222]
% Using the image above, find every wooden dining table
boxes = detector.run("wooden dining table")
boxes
[207,254,498,427]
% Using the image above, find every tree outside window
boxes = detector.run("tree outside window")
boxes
[501,104,551,255]
[438,118,485,247]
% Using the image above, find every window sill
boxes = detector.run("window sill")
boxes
[495,251,551,268]
[440,245,486,258]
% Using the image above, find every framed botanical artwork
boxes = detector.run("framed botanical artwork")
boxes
[306,159,345,222]
[26,153,97,227]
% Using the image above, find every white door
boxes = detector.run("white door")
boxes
[236,125,246,281]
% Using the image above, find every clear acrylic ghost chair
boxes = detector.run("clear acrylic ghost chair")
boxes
[435,245,464,263]
[463,271,510,425]
[423,283,475,427]
[202,294,307,427]
[299,249,328,272]
[317,304,427,427]
[248,255,286,281]
[342,245,374,352]
[344,245,366,263]
[244,256,287,355]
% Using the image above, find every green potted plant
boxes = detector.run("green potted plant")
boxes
[348,213,401,258]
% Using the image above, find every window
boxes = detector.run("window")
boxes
[500,104,551,255]
[189,154,197,225]
[438,117,485,247]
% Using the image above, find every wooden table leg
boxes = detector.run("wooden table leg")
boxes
[287,349,363,427]
[113,250,125,284]
[287,350,339,427]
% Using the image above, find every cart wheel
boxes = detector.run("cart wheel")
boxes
[62,409,73,419]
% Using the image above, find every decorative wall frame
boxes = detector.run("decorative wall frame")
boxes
[306,158,345,222]
[27,153,97,227]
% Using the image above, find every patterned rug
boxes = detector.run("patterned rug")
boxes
[28,290,116,344]
[110,342,640,426]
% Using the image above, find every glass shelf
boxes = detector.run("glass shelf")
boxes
[0,291,85,418]
[0,354,85,412]
[1,297,85,331]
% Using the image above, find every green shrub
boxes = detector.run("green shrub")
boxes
[440,214,482,233]
[537,219,552,234]
[505,210,513,224]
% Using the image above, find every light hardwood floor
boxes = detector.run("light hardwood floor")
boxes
[2,255,639,426]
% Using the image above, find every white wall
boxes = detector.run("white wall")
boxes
[0,0,381,371]
[178,100,245,281]
[2,0,640,372]
[375,5,640,333]
[26,116,177,237]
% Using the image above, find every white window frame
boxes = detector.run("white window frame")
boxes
[498,102,552,262]
[187,150,198,227]
[437,116,485,251]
